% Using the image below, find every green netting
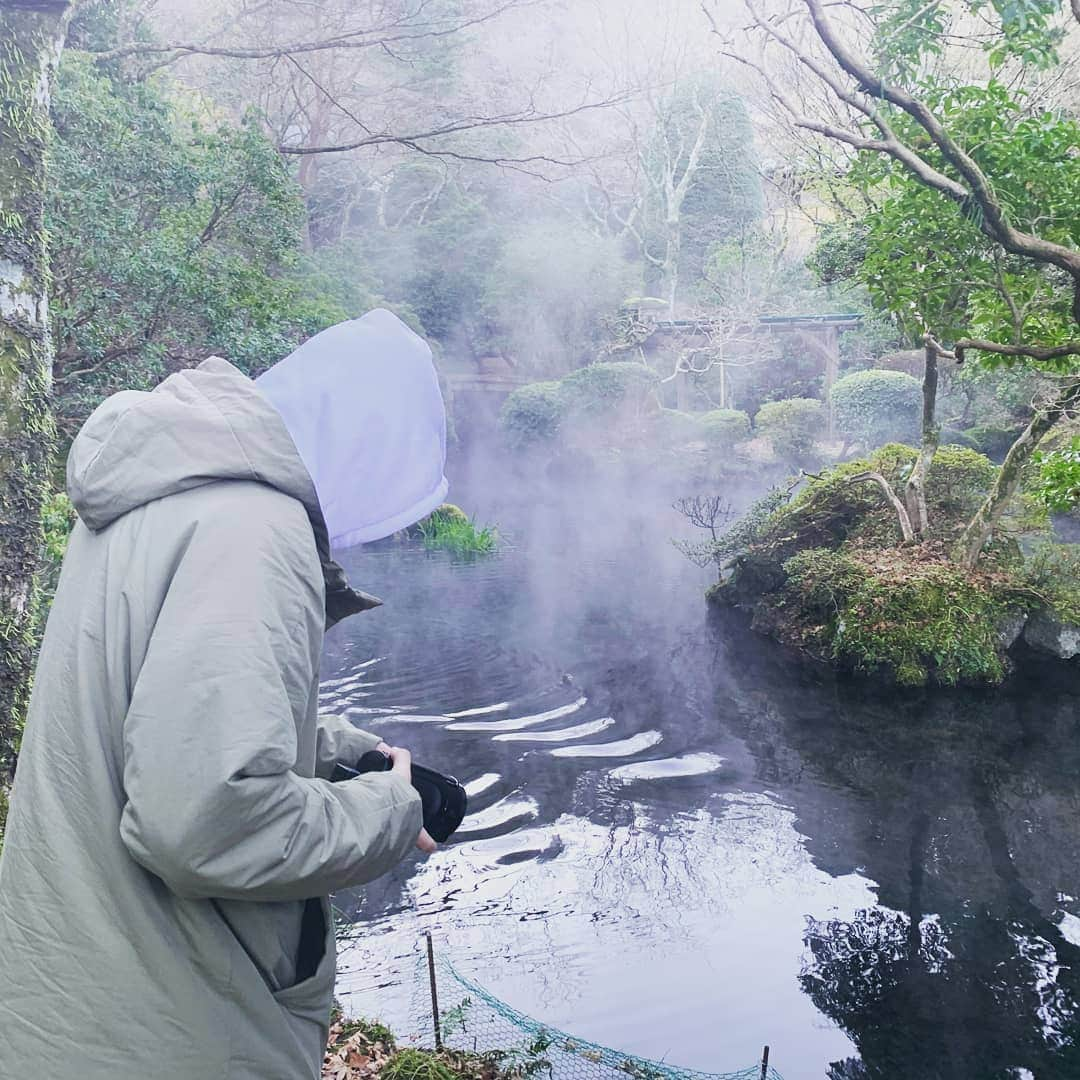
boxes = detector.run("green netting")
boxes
[407,943,785,1080]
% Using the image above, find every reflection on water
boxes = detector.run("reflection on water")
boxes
[323,493,1080,1080]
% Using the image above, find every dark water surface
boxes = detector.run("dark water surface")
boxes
[323,471,1080,1080]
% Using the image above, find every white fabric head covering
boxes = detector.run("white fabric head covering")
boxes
[255,308,448,550]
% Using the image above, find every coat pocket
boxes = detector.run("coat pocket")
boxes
[272,895,336,1025]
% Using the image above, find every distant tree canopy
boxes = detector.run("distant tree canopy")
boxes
[644,82,761,292]
[637,77,764,311]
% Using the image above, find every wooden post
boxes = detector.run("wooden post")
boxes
[426,932,443,1050]
[823,325,839,439]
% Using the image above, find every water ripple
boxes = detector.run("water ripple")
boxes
[493,716,615,744]
[448,697,588,733]
[550,730,663,758]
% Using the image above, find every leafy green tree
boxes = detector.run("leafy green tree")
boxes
[730,0,1080,565]
[1034,439,1080,512]
[47,50,353,437]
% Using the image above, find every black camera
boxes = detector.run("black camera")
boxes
[331,750,467,843]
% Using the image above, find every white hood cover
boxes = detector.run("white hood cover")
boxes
[256,309,448,550]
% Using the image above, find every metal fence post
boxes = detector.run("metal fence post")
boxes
[426,932,443,1051]
[760,1045,770,1079]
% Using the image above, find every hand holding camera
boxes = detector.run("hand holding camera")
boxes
[376,743,437,853]
[332,742,467,846]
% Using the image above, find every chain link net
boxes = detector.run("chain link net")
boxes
[404,941,785,1080]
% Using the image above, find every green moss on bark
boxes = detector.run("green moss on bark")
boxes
[0,5,71,782]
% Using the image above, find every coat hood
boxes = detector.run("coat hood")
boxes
[255,308,448,550]
[66,356,380,626]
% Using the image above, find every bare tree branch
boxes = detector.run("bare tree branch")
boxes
[847,471,916,542]
[92,0,536,64]
[277,93,630,163]
[952,338,1080,364]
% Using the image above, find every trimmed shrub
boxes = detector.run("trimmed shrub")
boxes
[963,425,1021,460]
[699,408,751,448]
[653,409,702,446]
[755,398,825,462]
[499,382,565,447]
[925,445,997,521]
[557,361,660,415]
[831,368,921,448]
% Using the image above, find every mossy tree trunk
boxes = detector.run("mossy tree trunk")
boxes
[0,0,72,781]
[904,343,940,538]
[956,378,1080,569]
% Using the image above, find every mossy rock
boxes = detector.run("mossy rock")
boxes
[710,550,787,609]
[745,443,998,555]
[777,547,1016,686]
[1023,611,1080,659]
[429,503,469,526]
[702,447,1038,686]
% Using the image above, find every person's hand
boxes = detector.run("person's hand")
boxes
[386,744,411,781]
[383,744,438,856]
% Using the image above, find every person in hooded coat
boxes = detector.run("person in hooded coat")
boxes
[0,309,450,1080]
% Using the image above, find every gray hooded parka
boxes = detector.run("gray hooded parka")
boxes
[0,357,423,1079]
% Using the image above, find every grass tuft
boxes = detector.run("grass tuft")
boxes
[414,505,498,557]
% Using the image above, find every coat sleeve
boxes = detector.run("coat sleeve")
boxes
[118,488,422,902]
[313,713,383,780]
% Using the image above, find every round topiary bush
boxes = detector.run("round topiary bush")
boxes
[963,424,1021,461]
[499,381,565,447]
[755,397,825,462]
[831,368,922,448]
[557,361,660,415]
[653,408,701,446]
[699,408,751,448]
[925,445,997,519]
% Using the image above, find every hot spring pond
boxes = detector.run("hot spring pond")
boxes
[323,532,1080,1080]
